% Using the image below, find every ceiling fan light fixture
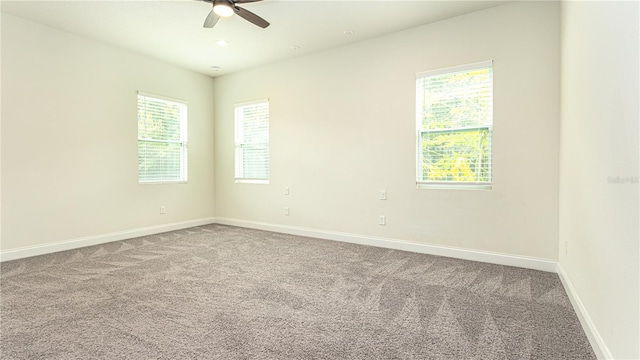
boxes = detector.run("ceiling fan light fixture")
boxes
[213,1,234,17]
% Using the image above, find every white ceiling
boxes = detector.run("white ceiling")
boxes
[1,0,508,77]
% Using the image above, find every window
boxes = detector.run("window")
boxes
[137,92,188,183]
[234,100,269,183]
[416,60,493,188]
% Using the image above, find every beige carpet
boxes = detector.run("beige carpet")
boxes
[1,224,595,359]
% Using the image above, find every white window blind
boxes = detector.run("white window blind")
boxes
[235,100,269,182]
[416,61,493,188]
[137,92,188,183]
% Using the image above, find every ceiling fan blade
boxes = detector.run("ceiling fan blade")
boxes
[234,6,270,28]
[235,0,263,3]
[203,9,220,28]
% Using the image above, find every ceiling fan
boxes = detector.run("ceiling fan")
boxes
[202,0,270,29]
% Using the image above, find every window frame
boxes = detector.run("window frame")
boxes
[415,60,494,190]
[234,99,270,184]
[137,91,188,184]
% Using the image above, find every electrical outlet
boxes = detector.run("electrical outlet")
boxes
[379,190,387,200]
[160,206,166,215]
[379,215,386,225]
[284,207,290,216]
[284,187,290,195]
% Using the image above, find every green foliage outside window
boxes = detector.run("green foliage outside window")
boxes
[138,95,187,183]
[418,66,492,184]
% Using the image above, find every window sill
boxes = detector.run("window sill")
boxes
[139,181,188,185]
[417,182,492,191]
[235,179,269,185]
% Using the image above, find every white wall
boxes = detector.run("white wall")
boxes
[560,1,639,359]
[214,1,561,260]
[1,13,215,252]
[1,13,4,253]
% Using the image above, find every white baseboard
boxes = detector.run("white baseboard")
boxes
[0,218,216,262]
[1,216,608,358]
[220,218,612,357]
[556,264,612,360]
[214,217,558,272]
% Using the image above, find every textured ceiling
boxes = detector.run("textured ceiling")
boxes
[1,0,508,77]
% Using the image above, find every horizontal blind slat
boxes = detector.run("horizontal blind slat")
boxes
[235,101,269,181]
[416,63,493,185]
[138,93,188,183]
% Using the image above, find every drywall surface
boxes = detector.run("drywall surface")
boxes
[214,1,561,260]
[1,13,215,251]
[0,12,3,252]
[560,1,639,358]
